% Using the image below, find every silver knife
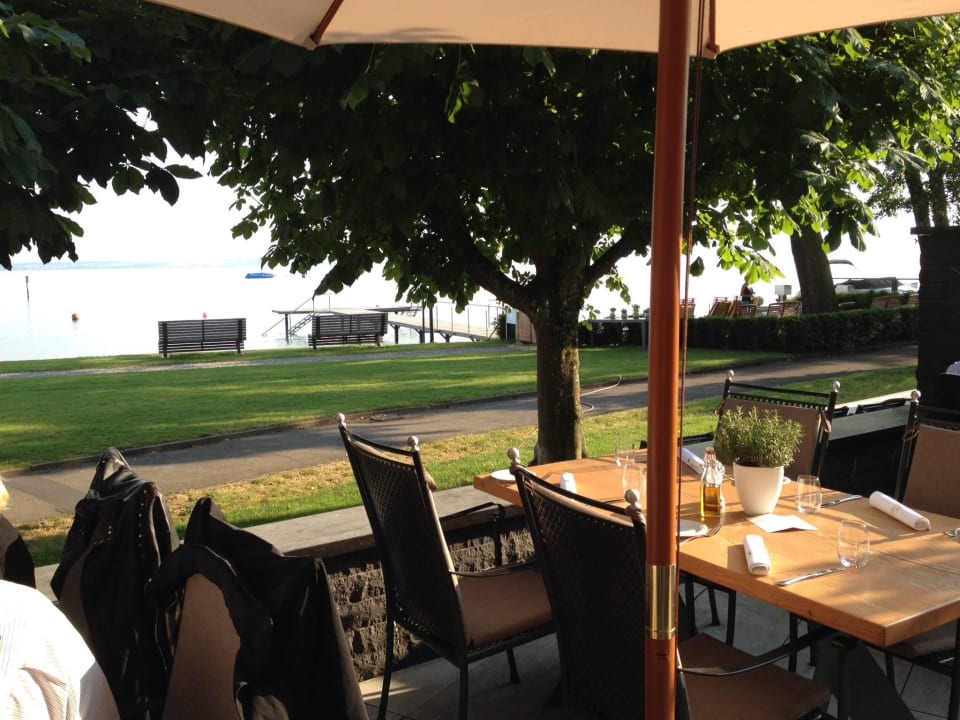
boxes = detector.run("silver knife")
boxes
[777,566,846,586]
[822,494,863,508]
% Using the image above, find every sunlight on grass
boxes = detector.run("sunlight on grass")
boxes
[18,362,917,567]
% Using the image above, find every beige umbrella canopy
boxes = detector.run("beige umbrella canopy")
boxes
[151,0,960,53]
[145,0,960,716]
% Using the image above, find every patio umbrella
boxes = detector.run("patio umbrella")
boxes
[147,0,960,53]
[144,1,960,716]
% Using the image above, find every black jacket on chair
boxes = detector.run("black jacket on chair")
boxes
[184,498,366,720]
[51,448,180,719]
[0,515,35,588]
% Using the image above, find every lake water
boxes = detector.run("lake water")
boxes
[0,213,920,362]
[0,259,504,361]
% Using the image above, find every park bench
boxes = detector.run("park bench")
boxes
[310,313,387,348]
[158,318,246,357]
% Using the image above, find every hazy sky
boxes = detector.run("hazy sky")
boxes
[15,167,921,313]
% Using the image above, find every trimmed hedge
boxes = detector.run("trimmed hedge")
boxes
[685,307,918,353]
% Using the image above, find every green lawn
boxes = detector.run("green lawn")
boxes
[0,344,782,469]
[12,344,919,566]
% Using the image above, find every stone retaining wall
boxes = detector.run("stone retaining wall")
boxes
[316,510,535,680]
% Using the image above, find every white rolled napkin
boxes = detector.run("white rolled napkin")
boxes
[869,491,931,531]
[560,472,577,493]
[743,534,771,576]
[680,447,704,475]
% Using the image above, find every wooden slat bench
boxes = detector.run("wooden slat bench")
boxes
[310,313,387,348]
[158,318,246,357]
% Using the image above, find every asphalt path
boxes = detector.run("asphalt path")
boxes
[2,344,918,525]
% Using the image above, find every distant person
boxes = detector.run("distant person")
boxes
[740,281,756,303]
[0,478,120,720]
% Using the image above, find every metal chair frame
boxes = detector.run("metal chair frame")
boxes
[697,371,840,652]
[338,416,553,720]
[883,391,960,720]
[511,463,832,720]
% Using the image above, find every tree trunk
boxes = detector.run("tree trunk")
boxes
[528,297,585,464]
[790,223,837,314]
[905,170,931,229]
[929,168,950,227]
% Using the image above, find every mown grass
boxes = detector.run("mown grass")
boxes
[0,345,781,469]
[17,361,918,566]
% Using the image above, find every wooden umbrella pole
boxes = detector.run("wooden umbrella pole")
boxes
[645,0,691,717]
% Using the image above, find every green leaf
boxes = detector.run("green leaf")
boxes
[165,163,203,179]
[145,167,180,205]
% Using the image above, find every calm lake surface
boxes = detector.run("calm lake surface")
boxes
[0,259,498,362]
[1,213,920,363]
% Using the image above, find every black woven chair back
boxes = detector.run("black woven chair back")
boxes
[515,467,646,720]
[720,371,840,480]
[339,424,464,653]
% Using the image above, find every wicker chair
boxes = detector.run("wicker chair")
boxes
[688,371,840,654]
[337,415,554,720]
[512,465,831,720]
[719,369,840,483]
[882,392,960,720]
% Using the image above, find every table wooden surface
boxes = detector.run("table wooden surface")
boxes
[475,455,960,648]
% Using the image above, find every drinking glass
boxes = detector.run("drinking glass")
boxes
[795,474,822,514]
[837,520,870,568]
[615,438,639,466]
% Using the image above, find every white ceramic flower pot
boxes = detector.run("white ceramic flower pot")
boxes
[734,463,784,515]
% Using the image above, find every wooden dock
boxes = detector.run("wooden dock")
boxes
[382,308,492,343]
[271,305,493,343]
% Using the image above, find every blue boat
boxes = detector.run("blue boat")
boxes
[245,271,274,279]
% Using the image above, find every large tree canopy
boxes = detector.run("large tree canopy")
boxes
[0,0,215,269]
[9,5,960,462]
[202,43,674,461]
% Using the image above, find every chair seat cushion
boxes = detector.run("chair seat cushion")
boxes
[457,566,552,650]
[887,621,956,659]
[680,633,830,720]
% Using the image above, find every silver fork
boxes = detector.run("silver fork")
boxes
[681,521,723,545]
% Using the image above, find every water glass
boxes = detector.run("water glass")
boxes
[795,474,822,514]
[615,438,640,466]
[837,520,870,568]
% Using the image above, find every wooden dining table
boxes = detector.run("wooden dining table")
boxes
[476,454,960,647]
[475,453,960,718]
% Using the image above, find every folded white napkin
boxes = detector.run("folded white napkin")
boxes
[743,534,771,575]
[560,472,577,493]
[680,448,704,475]
[869,491,931,531]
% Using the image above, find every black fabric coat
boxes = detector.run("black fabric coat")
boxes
[183,497,367,720]
[51,448,180,719]
[0,515,35,588]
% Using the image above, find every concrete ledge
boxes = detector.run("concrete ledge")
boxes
[36,484,511,598]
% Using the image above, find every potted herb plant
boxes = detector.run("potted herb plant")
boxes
[713,406,804,515]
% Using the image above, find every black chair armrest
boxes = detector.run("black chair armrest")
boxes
[451,558,539,578]
[680,626,835,677]
[439,501,506,565]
